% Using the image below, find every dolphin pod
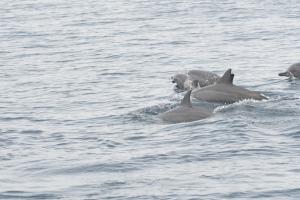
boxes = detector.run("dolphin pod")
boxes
[279,63,300,78]
[163,69,266,123]
[161,63,299,123]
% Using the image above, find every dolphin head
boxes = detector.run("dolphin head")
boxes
[171,74,188,90]
[289,63,300,77]
[279,63,300,78]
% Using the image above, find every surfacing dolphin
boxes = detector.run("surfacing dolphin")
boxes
[160,90,212,123]
[187,70,220,88]
[192,69,267,104]
[279,63,300,78]
[172,70,220,90]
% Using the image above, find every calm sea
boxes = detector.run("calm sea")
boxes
[1,0,300,199]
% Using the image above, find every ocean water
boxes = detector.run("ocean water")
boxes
[1,0,300,199]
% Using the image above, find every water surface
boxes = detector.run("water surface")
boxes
[1,0,300,199]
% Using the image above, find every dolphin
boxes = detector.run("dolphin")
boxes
[279,63,300,78]
[171,73,188,90]
[192,69,267,104]
[187,70,220,88]
[171,70,220,90]
[160,90,212,123]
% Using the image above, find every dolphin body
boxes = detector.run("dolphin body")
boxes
[172,70,220,90]
[279,63,300,78]
[187,70,220,88]
[160,90,212,123]
[192,69,267,104]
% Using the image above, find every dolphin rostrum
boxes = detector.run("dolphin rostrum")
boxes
[160,90,212,123]
[192,69,267,104]
[279,63,300,78]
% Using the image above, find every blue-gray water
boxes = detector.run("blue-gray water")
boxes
[1,0,300,199]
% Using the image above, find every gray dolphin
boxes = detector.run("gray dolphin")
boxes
[172,70,220,90]
[187,70,220,88]
[279,63,300,78]
[160,90,212,123]
[192,69,267,104]
[171,73,188,90]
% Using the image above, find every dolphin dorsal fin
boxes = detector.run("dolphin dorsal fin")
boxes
[180,90,192,107]
[217,69,234,84]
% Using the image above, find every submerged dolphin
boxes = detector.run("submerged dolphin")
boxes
[192,69,267,104]
[279,63,300,78]
[172,70,220,90]
[160,90,212,123]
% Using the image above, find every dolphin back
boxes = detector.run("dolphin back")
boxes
[161,90,212,123]
[161,106,212,123]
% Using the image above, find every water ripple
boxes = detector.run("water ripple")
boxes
[1,0,300,199]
